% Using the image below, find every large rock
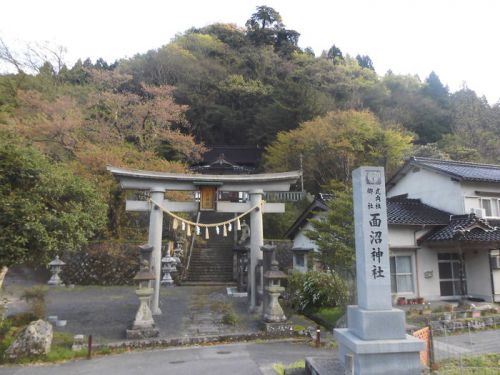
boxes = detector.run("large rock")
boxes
[6,319,53,359]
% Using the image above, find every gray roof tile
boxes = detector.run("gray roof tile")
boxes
[387,196,451,225]
[425,214,500,242]
[411,157,500,182]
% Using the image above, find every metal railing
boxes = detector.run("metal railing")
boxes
[264,191,305,202]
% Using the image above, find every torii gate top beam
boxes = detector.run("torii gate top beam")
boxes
[107,166,301,192]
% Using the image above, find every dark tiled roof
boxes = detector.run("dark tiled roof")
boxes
[196,145,262,167]
[387,196,451,225]
[425,214,500,242]
[284,196,328,239]
[389,157,500,185]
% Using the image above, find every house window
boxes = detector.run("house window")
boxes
[481,198,499,217]
[464,196,500,218]
[390,256,414,293]
[438,253,466,296]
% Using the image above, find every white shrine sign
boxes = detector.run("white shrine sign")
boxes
[353,167,392,310]
[335,166,424,374]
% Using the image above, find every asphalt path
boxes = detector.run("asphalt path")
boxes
[0,341,333,375]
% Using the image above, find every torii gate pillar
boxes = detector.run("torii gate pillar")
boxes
[148,189,164,315]
[249,189,264,312]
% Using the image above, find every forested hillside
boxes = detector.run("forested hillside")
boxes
[0,6,499,264]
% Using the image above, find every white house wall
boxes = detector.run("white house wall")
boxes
[466,250,494,302]
[389,225,418,247]
[493,268,500,302]
[416,247,442,300]
[388,168,463,214]
[460,181,500,196]
[292,221,318,250]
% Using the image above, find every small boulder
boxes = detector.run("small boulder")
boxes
[6,319,53,359]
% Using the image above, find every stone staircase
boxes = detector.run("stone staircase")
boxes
[185,211,236,284]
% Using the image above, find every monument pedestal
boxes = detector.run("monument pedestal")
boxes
[335,328,423,374]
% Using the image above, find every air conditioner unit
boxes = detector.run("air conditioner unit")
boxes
[472,208,486,218]
[491,255,500,270]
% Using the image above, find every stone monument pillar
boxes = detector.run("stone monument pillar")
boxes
[249,189,264,312]
[148,190,164,315]
[335,167,423,374]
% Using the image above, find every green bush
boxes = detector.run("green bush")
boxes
[287,271,348,312]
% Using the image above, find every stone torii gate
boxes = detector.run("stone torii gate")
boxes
[107,166,300,314]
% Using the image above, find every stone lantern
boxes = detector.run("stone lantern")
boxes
[172,241,183,266]
[48,256,66,286]
[126,260,159,339]
[161,254,176,286]
[263,259,287,323]
[138,244,153,266]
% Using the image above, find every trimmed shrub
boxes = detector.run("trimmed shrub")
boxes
[287,271,348,312]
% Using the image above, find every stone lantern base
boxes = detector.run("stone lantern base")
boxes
[126,287,159,339]
[126,327,159,339]
[262,321,293,335]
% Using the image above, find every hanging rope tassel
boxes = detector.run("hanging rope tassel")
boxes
[172,218,178,230]
[205,227,209,239]
[215,226,220,235]
[196,226,201,236]
[228,223,232,232]
[187,225,191,236]
[223,224,227,237]
[236,218,241,231]
[181,221,186,231]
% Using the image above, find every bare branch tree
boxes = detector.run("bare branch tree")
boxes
[0,38,25,73]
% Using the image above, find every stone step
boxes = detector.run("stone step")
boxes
[181,281,236,286]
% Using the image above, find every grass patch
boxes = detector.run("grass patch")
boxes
[293,325,305,332]
[211,301,240,326]
[437,353,500,373]
[272,360,305,375]
[313,306,344,328]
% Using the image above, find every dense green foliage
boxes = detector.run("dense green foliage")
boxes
[0,132,106,267]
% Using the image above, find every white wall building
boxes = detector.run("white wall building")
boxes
[287,157,500,303]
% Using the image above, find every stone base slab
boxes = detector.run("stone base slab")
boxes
[305,356,344,375]
[126,327,160,340]
[347,305,406,340]
[262,322,293,335]
[335,329,424,375]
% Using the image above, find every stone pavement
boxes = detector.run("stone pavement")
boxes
[433,329,500,361]
[2,266,321,346]
[4,283,264,344]
[0,341,334,375]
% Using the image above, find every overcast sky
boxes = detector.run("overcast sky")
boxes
[2,0,499,104]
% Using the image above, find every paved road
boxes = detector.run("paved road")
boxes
[433,329,500,361]
[0,341,333,375]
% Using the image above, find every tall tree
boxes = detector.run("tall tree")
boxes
[356,54,374,70]
[306,181,354,274]
[263,110,413,192]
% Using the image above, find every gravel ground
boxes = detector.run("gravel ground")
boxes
[1,266,324,345]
